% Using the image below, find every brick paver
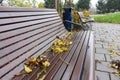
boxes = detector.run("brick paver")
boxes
[95,54,106,61]
[96,71,110,80]
[110,74,120,80]
[96,48,109,54]
[92,23,120,80]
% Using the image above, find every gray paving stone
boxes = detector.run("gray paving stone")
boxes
[100,39,107,43]
[102,43,109,45]
[95,35,101,38]
[112,38,118,41]
[110,46,118,50]
[95,44,102,48]
[93,23,120,80]
[96,62,115,72]
[95,41,103,44]
[95,35,100,37]
[118,45,120,50]
[116,40,120,43]
[96,48,109,54]
[96,71,110,80]
[106,39,113,42]
[100,37,106,40]
[103,44,110,49]
[110,74,120,80]
[105,55,112,62]
[95,54,105,61]
[112,56,120,60]
[95,38,101,41]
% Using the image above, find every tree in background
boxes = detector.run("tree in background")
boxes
[96,0,106,13]
[58,0,64,17]
[31,0,37,8]
[44,0,54,8]
[96,0,120,13]
[76,0,90,11]
[7,0,37,7]
[0,0,3,5]
[64,0,74,7]
[38,2,44,8]
[106,0,120,12]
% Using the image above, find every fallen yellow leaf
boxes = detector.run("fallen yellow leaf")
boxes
[69,41,73,45]
[109,43,118,47]
[42,61,50,67]
[29,57,37,63]
[111,64,118,69]
[68,32,72,35]
[61,47,69,52]
[112,71,120,77]
[39,75,46,80]
[24,65,32,73]
[110,52,118,57]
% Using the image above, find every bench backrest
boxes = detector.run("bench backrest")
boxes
[78,12,85,18]
[78,12,94,23]
[0,7,66,80]
[78,12,86,23]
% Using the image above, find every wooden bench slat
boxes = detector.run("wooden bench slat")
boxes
[0,28,66,79]
[82,32,94,80]
[59,31,86,80]
[0,14,58,25]
[21,32,68,80]
[0,17,59,33]
[1,30,66,80]
[0,23,61,51]
[0,26,64,67]
[52,31,85,80]
[44,32,78,74]
[0,19,60,41]
[0,21,62,49]
[44,31,83,80]
[31,30,67,59]
[0,12,57,18]
[22,33,77,80]
[88,32,95,80]
[0,24,63,60]
[81,47,91,80]
[0,7,56,12]
[70,31,90,80]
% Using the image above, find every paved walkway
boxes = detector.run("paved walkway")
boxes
[92,23,120,80]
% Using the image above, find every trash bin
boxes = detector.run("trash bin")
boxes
[63,7,73,31]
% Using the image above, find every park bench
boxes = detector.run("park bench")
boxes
[78,12,94,30]
[0,7,94,80]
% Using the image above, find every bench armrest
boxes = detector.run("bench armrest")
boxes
[64,20,85,31]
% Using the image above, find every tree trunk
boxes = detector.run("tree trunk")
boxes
[64,0,67,7]
[0,0,3,3]
[69,0,71,6]
[55,0,57,9]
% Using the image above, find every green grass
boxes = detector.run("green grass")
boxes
[92,12,120,24]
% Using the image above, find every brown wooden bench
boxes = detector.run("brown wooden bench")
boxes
[78,12,94,30]
[0,7,94,80]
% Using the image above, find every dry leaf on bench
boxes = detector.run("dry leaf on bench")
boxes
[24,65,32,73]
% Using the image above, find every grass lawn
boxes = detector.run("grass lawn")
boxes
[92,12,120,24]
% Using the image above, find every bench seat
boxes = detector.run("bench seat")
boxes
[12,31,94,80]
[44,31,94,80]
